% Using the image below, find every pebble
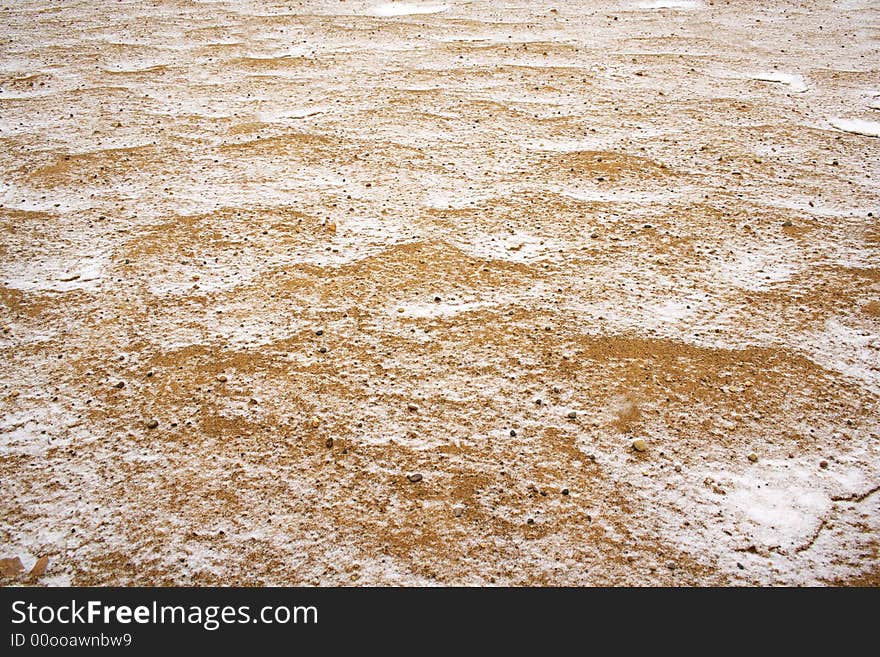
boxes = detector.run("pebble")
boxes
[561,488,570,496]
[509,429,517,437]
[146,419,158,429]
[315,329,323,336]
[114,381,125,389]
[407,403,418,412]
[325,437,333,449]
[216,374,227,382]
[674,464,682,472]
[452,505,464,517]
[820,460,828,469]
[632,438,647,452]
[318,347,327,354]
[309,416,321,429]
[566,411,577,419]
[407,473,423,483]
[782,220,793,227]
[748,452,758,462]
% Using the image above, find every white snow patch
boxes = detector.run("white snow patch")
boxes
[393,299,489,319]
[632,453,880,584]
[370,3,448,17]
[647,299,694,323]
[258,106,329,121]
[752,72,808,93]
[637,0,703,9]
[458,231,564,263]
[800,318,880,393]
[519,138,602,153]
[708,243,799,292]
[829,118,880,137]
[719,464,830,550]
[0,405,81,457]
[2,253,108,292]
[391,285,549,320]
[556,187,683,204]
[422,190,492,210]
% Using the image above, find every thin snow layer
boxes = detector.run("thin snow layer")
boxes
[829,118,880,137]
[370,3,449,17]
[800,318,880,394]
[637,0,703,9]
[519,138,604,153]
[2,0,879,588]
[391,284,548,321]
[1,253,108,292]
[625,452,880,585]
[706,243,800,292]
[719,464,831,550]
[457,231,567,264]
[752,72,808,93]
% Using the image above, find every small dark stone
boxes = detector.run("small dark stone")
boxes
[407,473,423,483]
[114,381,125,389]
[526,518,535,525]
[510,429,517,437]
[782,220,793,227]
[567,411,577,419]
[146,419,158,429]
[325,437,333,449]
[535,399,542,406]
[318,347,327,353]
[434,296,441,302]
[315,329,323,336]
[561,488,570,496]
[819,460,829,469]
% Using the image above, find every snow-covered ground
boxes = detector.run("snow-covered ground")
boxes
[1,0,878,586]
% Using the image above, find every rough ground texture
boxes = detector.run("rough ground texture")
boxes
[1,0,879,586]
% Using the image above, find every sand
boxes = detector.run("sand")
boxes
[1,0,878,586]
